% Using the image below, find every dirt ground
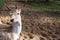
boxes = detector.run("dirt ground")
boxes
[1,2,60,40]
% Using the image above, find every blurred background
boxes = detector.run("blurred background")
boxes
[0,0,60,40]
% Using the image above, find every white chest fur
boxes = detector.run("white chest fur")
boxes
[12,22,22,40]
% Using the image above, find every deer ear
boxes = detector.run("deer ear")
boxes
[15,5,17,9]
[19,9,21,13]
[16,9,21,13]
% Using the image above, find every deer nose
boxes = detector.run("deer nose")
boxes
[10,19,14,22]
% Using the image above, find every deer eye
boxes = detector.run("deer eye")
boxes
[17,13,19,15]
